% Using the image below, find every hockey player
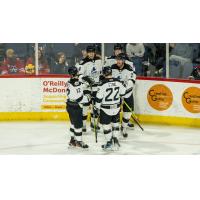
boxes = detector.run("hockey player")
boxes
[77,45,103,133]
[66,66,91,149]
[95,66,126,150]
[111,53,136,138]
[105,43,134,69]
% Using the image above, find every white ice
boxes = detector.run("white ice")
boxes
[0,121,199,155]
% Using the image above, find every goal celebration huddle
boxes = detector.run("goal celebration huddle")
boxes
[66,44,137,150]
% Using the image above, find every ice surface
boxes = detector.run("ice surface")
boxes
[0,121,199,155]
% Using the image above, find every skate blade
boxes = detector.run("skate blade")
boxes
[102,145,120,151]
[68,145,89,151]
[102,148,114,152]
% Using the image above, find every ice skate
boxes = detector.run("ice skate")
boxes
[121,127,128,138]
[68,137,77,148]
[101,141,113,150]
[75,141,89,149]
[113,137,120,147]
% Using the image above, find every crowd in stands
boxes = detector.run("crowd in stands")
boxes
[169,43,200,79]
[0,43,199,80]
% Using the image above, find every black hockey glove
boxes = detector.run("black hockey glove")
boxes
[82,76,95,86]
[99,75,105,82]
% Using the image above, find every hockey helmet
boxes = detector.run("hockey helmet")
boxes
[114,43,123,50]
[68,66,78,76]
[102,66,112,76]
[86,45,96,53]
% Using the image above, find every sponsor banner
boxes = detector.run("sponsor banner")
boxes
[0,77,199,120]
[182,87,200,113]
[147,84,173,111]
[0,77,69,112]
[135,80,200,118]
[41,78,67,111]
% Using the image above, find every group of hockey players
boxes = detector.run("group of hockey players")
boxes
[66,44,136,150]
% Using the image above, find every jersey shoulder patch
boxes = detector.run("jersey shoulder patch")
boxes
[79,57,90,65]
[124,63,133,71]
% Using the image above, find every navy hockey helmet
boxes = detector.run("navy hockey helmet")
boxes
[86,45,96,53]
[116,53,126,60]
[114,43,123,50]
[102,66,112,76]
[68,66,78,76]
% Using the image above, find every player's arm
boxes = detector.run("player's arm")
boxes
[119,82,126,99]
[127,66,136,85]
[77,62,87,82]
[124,79,135,99]
[95,85,104,110]
[78,85,91,104]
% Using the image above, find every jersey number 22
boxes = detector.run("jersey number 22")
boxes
[105,87,120,102]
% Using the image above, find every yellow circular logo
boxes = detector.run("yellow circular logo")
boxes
[182,87,200,113]
[147,84,173,111]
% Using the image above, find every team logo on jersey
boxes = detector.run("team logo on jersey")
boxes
[147,84,173,111]
[91,66,97,74]
[182,87,200,113]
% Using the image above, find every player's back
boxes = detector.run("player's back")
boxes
[66,78,83,102]
[97,78,125,107]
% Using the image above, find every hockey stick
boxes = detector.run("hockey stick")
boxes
[123,100,144,131]
[93,115,98,143]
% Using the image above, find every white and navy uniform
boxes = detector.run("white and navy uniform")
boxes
[78,56,103,92]
[77,56,103,127]
[111,63,136,132]
[105,55,135,71]
[96,78,126,142]
[66,78,90,142]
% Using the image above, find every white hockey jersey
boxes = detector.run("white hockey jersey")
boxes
[66,78,90,106]
[96,78,126,115]
[77,56,103,92]
[111,63,136,99]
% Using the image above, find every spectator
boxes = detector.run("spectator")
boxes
[126,43,145,76]
[38,49,50,74]
[0,57,3,74]
[0,49,25,75]
[0,44,5,74]
[51,52,69,74]
[189,65,200,80]
[154,44,166,77]
[169,43,194,78]
[26,48,50,74]
[81,49,87,59]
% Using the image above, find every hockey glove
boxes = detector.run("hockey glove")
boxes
[99,75,105,82]
[82,76,95,86]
